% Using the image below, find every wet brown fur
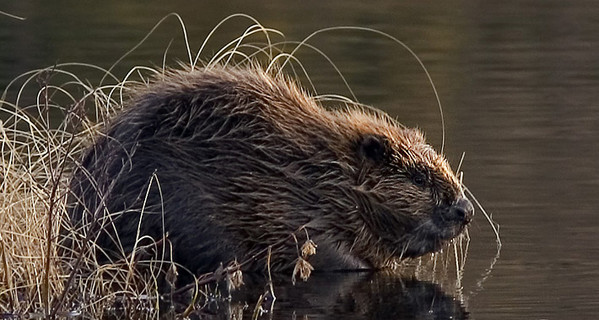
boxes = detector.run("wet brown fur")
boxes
[68,65,471,274]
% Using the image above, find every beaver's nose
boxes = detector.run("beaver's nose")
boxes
[448,197,474,224]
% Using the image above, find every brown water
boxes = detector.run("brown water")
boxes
[2,1,599,318]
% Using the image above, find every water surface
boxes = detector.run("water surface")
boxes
[2,1,599,318]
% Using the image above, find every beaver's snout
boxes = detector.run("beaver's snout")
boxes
[433,197,474,228]
[449,198,474,224]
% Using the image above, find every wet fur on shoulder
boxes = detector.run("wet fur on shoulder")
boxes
[68,65,472,274]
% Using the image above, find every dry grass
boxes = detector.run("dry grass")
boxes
[0,13,499,318]
[0,14,337,318]
[0,62,152,317]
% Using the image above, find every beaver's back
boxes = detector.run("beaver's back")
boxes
[69,67,329,271]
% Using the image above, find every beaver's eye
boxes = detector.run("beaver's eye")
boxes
[357,134,389,164]
[412,172,427,187]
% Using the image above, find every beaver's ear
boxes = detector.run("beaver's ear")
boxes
[357,134,390,164]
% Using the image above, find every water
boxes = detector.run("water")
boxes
[2,1,599,318]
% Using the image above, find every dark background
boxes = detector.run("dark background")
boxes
[2,1,598,318]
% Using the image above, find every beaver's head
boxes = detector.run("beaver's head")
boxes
[328,110,473,267]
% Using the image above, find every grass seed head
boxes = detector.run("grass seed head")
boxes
[300,239,317,258]
[292,257,313,285]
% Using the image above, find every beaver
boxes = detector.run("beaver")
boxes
[67,65,473,275]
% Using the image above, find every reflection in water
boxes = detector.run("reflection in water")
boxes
[186,272,467,320]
